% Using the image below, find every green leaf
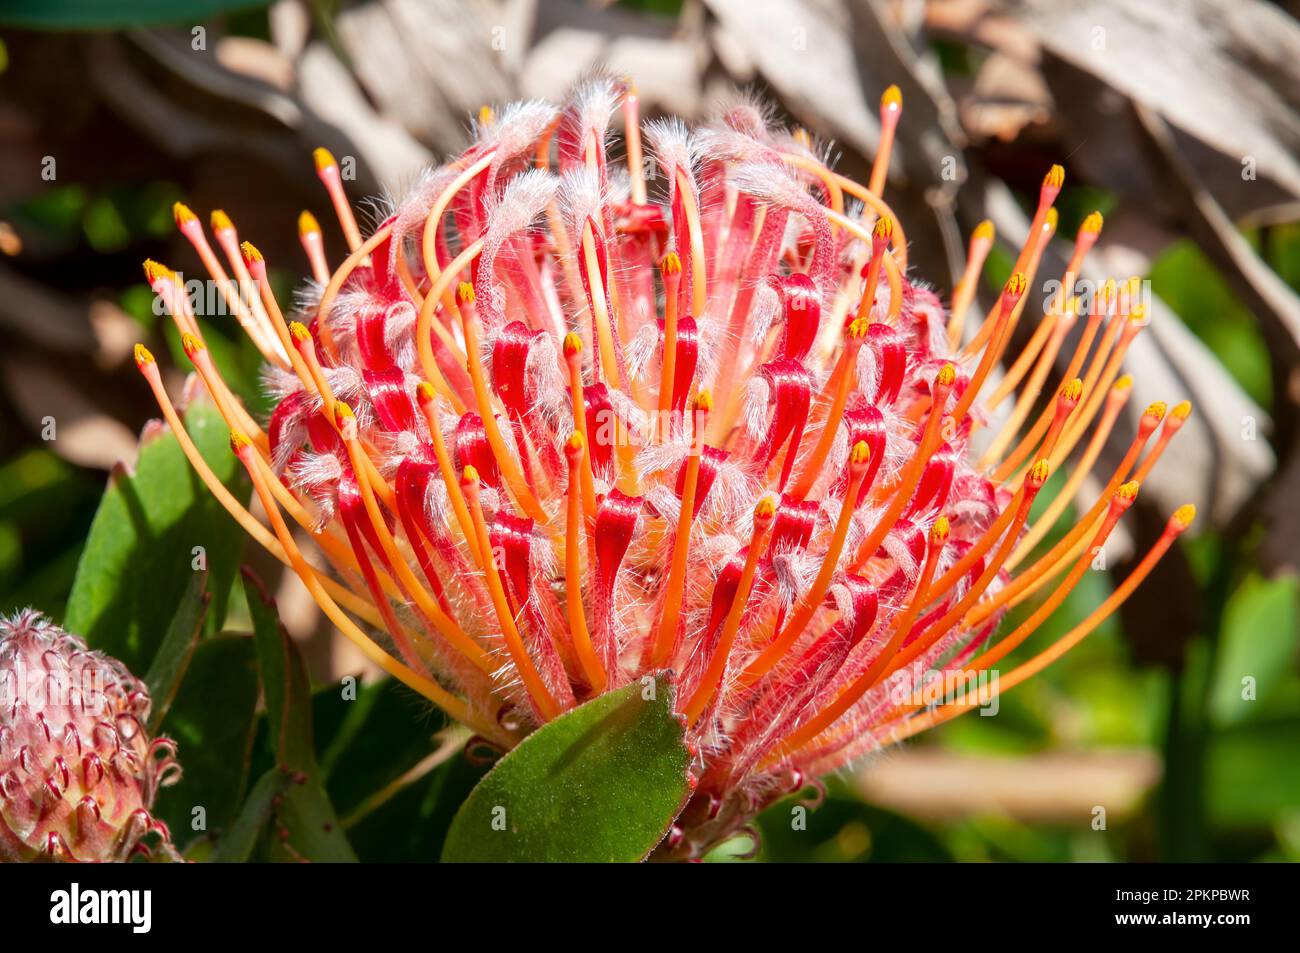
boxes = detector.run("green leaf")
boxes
[210,769,286,864]
[65,393,250,673]
[144,570,210,733]
[345,743,490,863]
[241,569,355,861]
[317,677,451,816]
[442,674,691,862]
[1208,717,1300,827]
[268,779,358,862]
[243,569,314,771]
[1210,573,1300,726]
[152,635,260,843]
[0,1,269,29]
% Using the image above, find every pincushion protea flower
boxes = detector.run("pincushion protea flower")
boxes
[135,76,1195,858]
[0,611,180,861]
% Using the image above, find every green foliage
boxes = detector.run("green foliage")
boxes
[65,394,249,673]
[152,634,260,841]
[239,571,356,862]
[442,675,691,862]
[143,570,209,733]
[0,1,269,29]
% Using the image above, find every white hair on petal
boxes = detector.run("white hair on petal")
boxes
[743,375,771,441]
[748,279,783,350]
[693,126,772,167]
[477,169,559,325]
[605,386,649,440]
[383,299,420,370]
[522,331,567,430]
[557,166,606,240]
[291,278,324,316]
[642,118,699,192]
[855,339,881,403]
[564,73,621,146]
[625,322,660,382]
[728,160,808,211]
[261,364,303,401]
[634,431,689,477]
[691,316,725,391]
[878,526,921,583]
[478,99,560,158]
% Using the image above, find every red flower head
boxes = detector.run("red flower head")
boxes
[139,77,1195,857]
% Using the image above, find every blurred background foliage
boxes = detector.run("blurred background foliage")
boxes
[0,0,1297,862]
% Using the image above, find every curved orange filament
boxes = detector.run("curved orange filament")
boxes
[765,515,950,766]
[792,160,908,270]
[947,221,994,349]
[336,408,494,675]
[789,319,868,499]
[234,434,501,741]
[581,219,622,389]
[564,433,607,693]
[684,499,777,725]
[650,395,711,667]
[885,506,1194,744]
[741,440,873,686]
[850,367,955,571]
[461,470,561,721]
[458,301,549,524]
[413,384,484,570]
[1015,378,1132,558]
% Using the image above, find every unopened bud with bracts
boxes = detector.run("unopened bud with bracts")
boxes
[0,611,181,862]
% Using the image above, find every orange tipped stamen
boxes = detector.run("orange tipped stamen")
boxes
[741,440,873,686]
[564,432,607,693]
[947,220,995,348]
[650,392,712,667]
[950,274,1026,423]
[234,433,498,740]
[790,318,869,498]
[313,146,362,251]
[1014,376,1133,558]
[656,252,683,436]
[685,496,778,725]
[887,504,1193,745]
[563,333,599,520]
[460,468,562,720]
[853,218,893,324]
[298,210,330,283]
[852,365,955,569]
[767,514,951,764]
[869,86,902,197]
